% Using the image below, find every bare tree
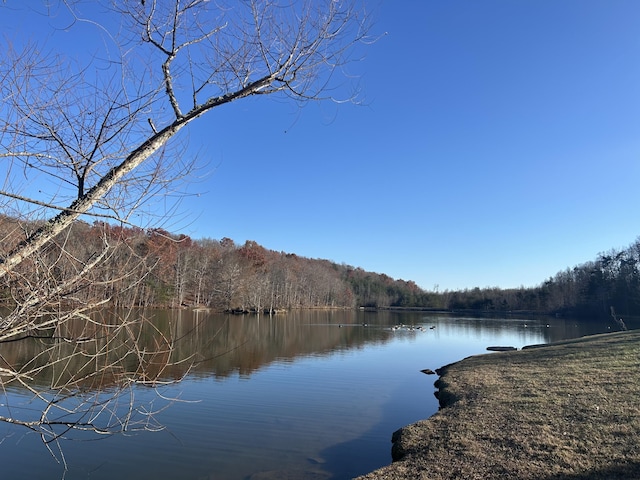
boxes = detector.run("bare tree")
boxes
[0,0,371,463]
[0,0,371,329]
[1,0,370,281]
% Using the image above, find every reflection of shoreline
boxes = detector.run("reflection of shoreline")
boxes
[169,310,396,379]
[0,310,606,393]
[0,310,395,391]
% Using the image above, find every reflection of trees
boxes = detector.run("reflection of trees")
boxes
[1,306,599,468]
[0,303,393,466]
[0,309,183,464]
[1,310,394,386]
[0,309,391,463]
[123,310,394,379]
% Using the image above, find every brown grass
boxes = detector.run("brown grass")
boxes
[357,331,640,480]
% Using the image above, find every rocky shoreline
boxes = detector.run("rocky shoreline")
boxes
[356,330,640,480]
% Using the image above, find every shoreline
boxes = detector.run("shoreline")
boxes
[356,330,640,480]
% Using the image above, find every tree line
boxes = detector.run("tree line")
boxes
[3,214,638,319]
[0,217,406,312]
[424,240,640,320]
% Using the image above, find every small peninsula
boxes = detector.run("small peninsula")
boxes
[357,330,640,480]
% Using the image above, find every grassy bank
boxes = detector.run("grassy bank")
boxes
[357,330,640,480]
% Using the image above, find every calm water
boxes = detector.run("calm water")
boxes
[0,310,625,479]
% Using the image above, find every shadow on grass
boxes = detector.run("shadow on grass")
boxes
[543,462,640,480]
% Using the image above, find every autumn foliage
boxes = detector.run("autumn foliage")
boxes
[2,215,639,318]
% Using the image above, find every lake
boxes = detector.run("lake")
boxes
[0,310,625,479]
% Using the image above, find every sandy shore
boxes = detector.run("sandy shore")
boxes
[356,330,640,480]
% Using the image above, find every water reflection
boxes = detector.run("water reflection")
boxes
[0,310,625,479]
[2,309,618,387]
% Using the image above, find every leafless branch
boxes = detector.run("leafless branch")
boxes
[0,0,373,464]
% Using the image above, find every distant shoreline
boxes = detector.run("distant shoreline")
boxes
[357,330,640,480]
[360,306,560,317]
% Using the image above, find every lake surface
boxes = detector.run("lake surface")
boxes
[0,310,626,479]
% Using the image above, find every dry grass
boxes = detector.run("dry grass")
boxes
[357,331,640,480]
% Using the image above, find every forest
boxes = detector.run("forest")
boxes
[2,215,638,320]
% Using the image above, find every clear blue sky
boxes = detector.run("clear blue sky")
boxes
[183,0,640,291]
[4,1,640,291]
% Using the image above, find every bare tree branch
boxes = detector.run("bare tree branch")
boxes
[0,0,373,461]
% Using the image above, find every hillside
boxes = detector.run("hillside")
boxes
[2,215,639,318]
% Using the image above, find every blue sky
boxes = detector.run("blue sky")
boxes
[4,1,640,291]
[183,0,640,291]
